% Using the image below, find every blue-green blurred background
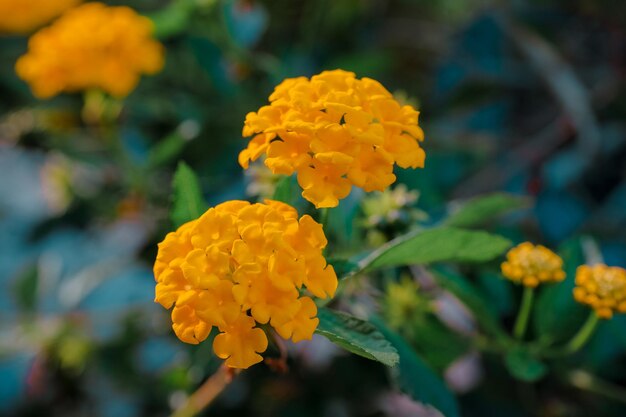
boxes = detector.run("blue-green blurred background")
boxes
[1,0,626,416]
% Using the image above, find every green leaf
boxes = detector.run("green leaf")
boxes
[372,316,460,417]
[505,347,547,382]
[532,238,588,343]
[147,132,188,168]
[272,175,295,204]
[13,263,39,312]
[149,0,195,39]
[445,193,530,228]
[431,266,507,339]
[477,271,515,316]
[326,258,359,278]
[315,308,399,367]
[365,227,512,270]
[408,315,468,371]
[171,162,206,227]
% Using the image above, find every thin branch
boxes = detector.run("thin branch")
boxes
[170,365,241,417]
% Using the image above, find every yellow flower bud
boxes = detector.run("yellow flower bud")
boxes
[500,242,565,287]
[573,264,626,319]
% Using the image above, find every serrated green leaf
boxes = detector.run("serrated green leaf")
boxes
[365,227,512,270]
[315,308,399,367]
[171,162,206,227]
[505,347,547,382]
[445,193,530,228]
[372,316,460,417]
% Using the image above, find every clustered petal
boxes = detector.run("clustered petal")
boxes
[15,2,164,98]
[239,69,426,208]
[0,0,81,34]
[573,264,626,319]
[154,200,337,369]
[501,242,566,287]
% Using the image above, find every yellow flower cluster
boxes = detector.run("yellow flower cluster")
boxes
[154,200,338,369]
[573,265,626,319]
[239,69,426,208]
[15,3,164,99]
[0,0,81,34]
[501,242,566,287]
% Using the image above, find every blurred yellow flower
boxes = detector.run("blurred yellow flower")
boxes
[154,200,337,369]
[0,0,81,34]
[573,264,626,319]
[239,69,426,208]
[15,2,164,99]
[384,277,427,330]
[501,242,566,287]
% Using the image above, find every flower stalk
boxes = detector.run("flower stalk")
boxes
[319,207,330,229]
[170,365,240,417]
[513,286,534,339]
[563,311,600,354]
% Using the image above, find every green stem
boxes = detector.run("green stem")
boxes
[82,90,147,193]
[567,370,626,405]
[513,286,535,339]
[170,365,239,417]
[472,335,509,354]
[319,208,330,256]
[563,311,599,354]
[319,208,330,229]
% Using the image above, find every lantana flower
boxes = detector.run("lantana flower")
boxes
[501,242,566,287]
[0,0,81,34]
[15,2,164,98]
[239,69,426,208]
[573,264,626,319]
[154,200,338,369]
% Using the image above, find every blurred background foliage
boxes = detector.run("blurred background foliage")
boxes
[1,0,626,416]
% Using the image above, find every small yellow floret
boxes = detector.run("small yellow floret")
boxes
[239,69,426,208]
[500,242,565,288]
[0,0,81,34]
[15,2,164,98]
[154,200,337,369]
[573,264,626,319]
